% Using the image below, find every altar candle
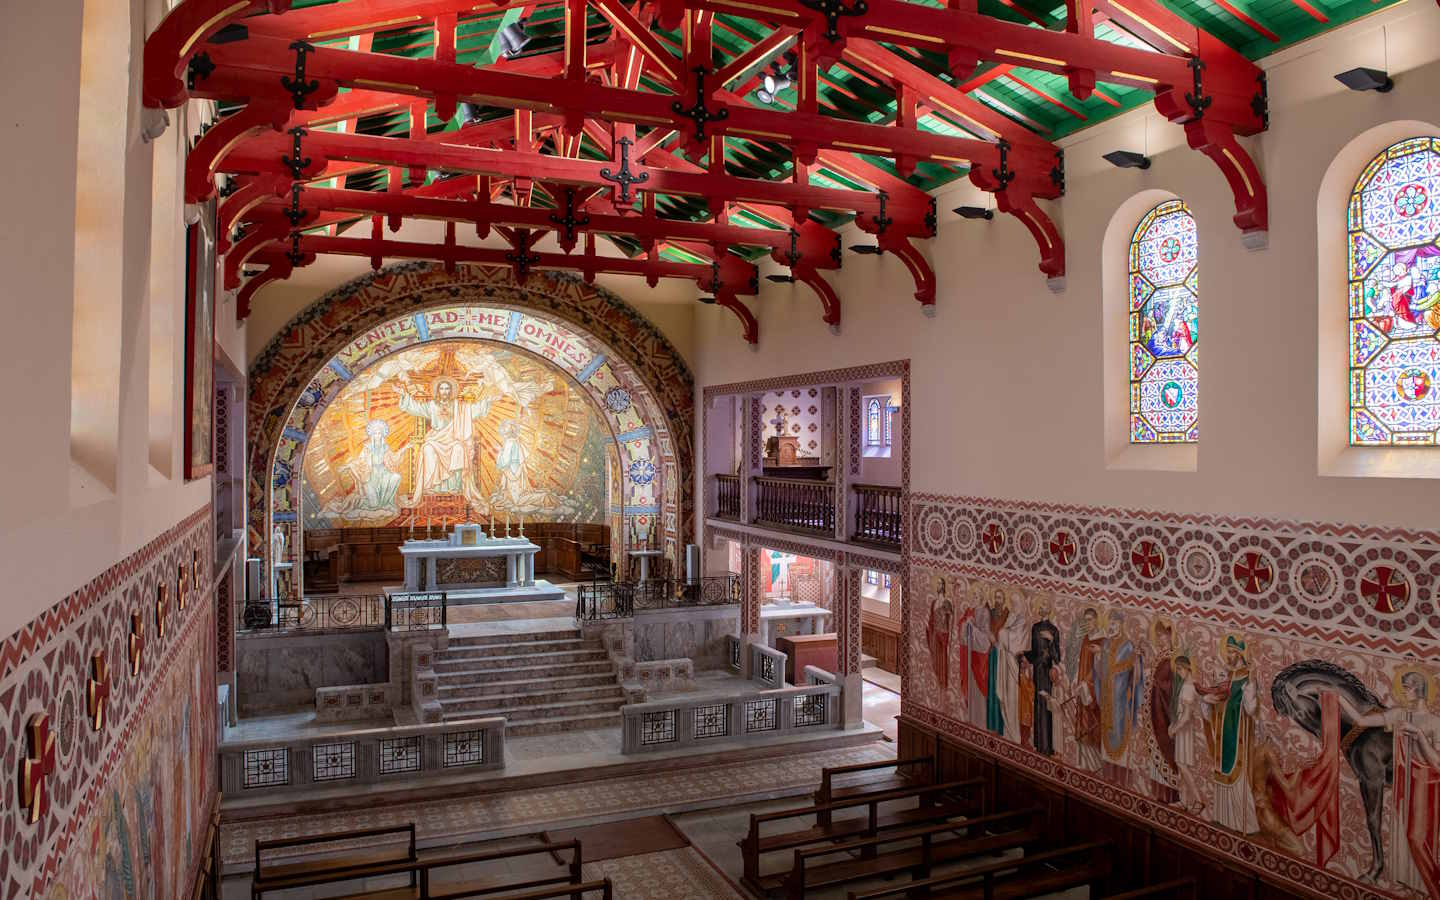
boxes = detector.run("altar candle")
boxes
[519,514,524,535]
[505,512,511,536]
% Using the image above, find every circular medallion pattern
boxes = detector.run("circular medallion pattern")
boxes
[1177,540,1221,592]
[980,521,1006,556]
[1014,522,1044,564]
[603,387,631,413]
[952,517,977,555]
[1048,530,1078,568]
[917,507,949,556]
[1394,182,1429,217]
[1290,553,1342,606]
[1130,538,1166,579]
[1089,532,1123,576]
[57,687,77,761]
[1358,563,1412,614]
[1231,549,1276,596]
[628,458,656,485]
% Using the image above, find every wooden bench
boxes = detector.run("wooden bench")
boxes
[783,806,1046,899]
[251,838,590,900]
[1099,877,1198,899]
[252,823,418,897]
[190,795,223,900]
[845,839,1113,900]
[741,777,987,893]
[814,754,935,825]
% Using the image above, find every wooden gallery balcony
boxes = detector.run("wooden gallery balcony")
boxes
[753,476,835,536]
[715,473,741,520]
[852,483,902,548]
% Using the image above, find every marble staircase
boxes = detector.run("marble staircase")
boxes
[435,629,625,735]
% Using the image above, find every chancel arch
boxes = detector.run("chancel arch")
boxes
[247,263,694,597]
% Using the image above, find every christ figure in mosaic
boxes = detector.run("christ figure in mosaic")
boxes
[395,376,493,507]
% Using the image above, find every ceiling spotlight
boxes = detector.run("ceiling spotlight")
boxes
[208,23,249,44]
[497,20,531,58]
[1103,150,1151,170]
[458,101,482,123]
[756,88,776,105]
[757,58,796,105]
[1335,66,1394,93]
[696,296,717,304]
[953,206,994,220]
[765,273,796,283]
[849,244,883,255]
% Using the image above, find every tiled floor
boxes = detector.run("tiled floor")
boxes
[862,678,901,741]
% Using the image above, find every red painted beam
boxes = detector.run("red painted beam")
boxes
[188,35,1060,189]
[217,126,937,235]
[143,0,291,108]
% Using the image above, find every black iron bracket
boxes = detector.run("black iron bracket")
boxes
[786,229,802,269]
[991,139,1015,190]
[283,183,306,226]
[547,187,592,246]
[671,67,729,142]
[280,40,320,109]
[599,136,650,206]
[187,52,215,90]
[797,0,869,44]
[1251,71,1269,130]
[282,127,310,179]
[1050,149,1066,196]
[871,190,892,235]
[286,231,304,266]
[1185,57,1213,120]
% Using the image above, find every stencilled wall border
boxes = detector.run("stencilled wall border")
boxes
[0,506,216,897]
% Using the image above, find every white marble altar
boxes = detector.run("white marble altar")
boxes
[760,600,832,647]
[399,524,565,604]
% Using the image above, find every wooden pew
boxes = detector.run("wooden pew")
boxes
[252,823,418,898]
[191,793,223,900]
[783,806,1046,900]
[844,840,1113,900]
[740,777,987,893]
[251,838,588,900]
[438,879,613,900]
[1099,878,1198,899]
[813,754,935,825]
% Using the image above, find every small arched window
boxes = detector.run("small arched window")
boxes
[865,398,882,446]
[1348,137,1440,445]
[1129,199,1199,444]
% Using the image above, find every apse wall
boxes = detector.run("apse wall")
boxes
[693,5,1440,898]
[0,0,230,892]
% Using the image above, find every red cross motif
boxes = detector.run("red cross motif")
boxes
[129,613,146,677]
[87,652,110,732]
[1232,551,1273,594]
[154,585,168,639]
[18,712,55,825]
[981,523,1005,554]
[1048,531,1076,566]
[178,562,189,611]
[1361,565,1410,614]
[1130,540,1164,578]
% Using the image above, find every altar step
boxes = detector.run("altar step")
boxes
[434,628,624,736]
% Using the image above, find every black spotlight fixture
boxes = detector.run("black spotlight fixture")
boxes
[696,295,717,304]
[765,273,796,283]
[1103,150,1151,170]
[497,19,531,58]
[848,244,882,255]
[1335,66,1394,93]
[953,206,994,220]
[209,23,249,43]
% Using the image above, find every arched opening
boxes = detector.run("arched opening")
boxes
[248,266,693,600]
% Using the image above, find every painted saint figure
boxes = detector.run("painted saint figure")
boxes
[345,419,404,513]
[395,376,493,507]
[995,591,1030,744]
[1070,608,1105,773]
[1147,621,1181,804]
[958,589,991,729]
[1333,669,1440,897]
[1098,613,1144,785]
[1200,635,1260,834]
[926,578,954,692]
[1021,616,1062,755]
[1167,654,1205,813]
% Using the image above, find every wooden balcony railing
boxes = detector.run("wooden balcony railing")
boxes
[853,483,903,546]
[753,476,835,535]
[715,473,740,520]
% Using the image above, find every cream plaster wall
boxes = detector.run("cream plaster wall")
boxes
[694,2,1440,533]
[0,0,238,641]
[242,218,700,367]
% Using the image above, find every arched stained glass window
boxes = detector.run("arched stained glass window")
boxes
[866,398,882,446]
[1129,199,1199,444]
[1348,137,1440,445]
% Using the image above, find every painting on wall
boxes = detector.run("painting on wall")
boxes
[301,340,611,528]
[908,566,1440,898]
[183,198,217,480]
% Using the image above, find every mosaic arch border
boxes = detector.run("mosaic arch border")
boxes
[247,263,695,592]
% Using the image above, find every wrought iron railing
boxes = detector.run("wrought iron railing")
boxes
[385,592,448,631]
[239,594,386,633]
[575,573,741,621]
[853,483,903,546]
[753,476,835,535]
[715,473,740,520]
